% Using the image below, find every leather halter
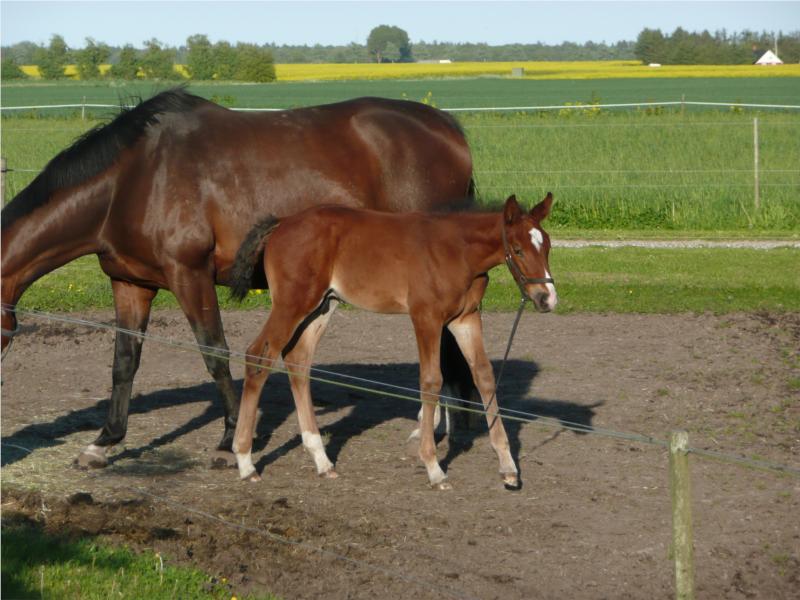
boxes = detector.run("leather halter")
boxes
[501,221,555,296]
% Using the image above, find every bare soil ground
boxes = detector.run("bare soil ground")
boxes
[2,309,799,600]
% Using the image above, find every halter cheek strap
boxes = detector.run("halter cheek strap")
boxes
[501,222,555,297]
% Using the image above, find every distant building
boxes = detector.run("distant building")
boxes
[755,50,783,65]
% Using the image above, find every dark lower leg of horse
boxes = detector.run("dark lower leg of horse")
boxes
[284,307,338,478]
[167,270,240,455]
[77,281,154,469]
[448,315,519,488]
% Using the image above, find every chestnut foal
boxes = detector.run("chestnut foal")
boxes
[229,194,557,489]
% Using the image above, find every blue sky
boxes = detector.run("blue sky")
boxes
[2,1,799,48]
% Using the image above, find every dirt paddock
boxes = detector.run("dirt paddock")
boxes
[2,309,799,599]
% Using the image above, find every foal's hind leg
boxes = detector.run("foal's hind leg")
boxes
[78,280,156,468]
[283,300,338,478]
[232,302,315,482]
[447,311,518,488]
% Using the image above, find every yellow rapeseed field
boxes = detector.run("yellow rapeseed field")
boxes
[18,60,800,81]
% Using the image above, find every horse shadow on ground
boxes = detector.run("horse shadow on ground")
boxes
[2,360,601,478]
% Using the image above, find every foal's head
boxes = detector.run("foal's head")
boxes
[502,193,557,312]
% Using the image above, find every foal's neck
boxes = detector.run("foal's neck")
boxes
[456,212,505,275]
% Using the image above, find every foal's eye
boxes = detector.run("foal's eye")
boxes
[513,246,523,257]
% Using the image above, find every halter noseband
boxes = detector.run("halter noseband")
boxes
[501,222,554,297]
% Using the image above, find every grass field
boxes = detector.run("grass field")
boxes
[13,247,800,315]
[3,76,800,110]
[4,108,798,230]
[1,516,274,599]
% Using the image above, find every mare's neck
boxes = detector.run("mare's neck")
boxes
[1,182,110,306]
[457,212,505,275]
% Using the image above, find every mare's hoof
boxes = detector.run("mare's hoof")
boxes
[432,481,453,491]
[502,473,521,490]
[75,451,108,470]
[209,450,238,469]
[320,469,339,479]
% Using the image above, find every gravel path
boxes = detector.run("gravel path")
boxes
[555,239,800,249]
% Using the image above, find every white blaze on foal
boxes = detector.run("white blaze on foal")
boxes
[529,226,543,252]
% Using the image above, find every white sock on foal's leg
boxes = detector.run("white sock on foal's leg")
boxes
[301,431,336,477]
[235,451,258,480]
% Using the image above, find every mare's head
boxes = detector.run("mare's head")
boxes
[502,193,557,313]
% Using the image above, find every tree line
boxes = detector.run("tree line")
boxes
[2,26,798,82]
[635,28,800,64]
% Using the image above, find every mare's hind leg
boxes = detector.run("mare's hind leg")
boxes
[77,280,156,468]
[447,311,518,487]
[410,312,449,489]
[165,267,240,458]
[283,299,338,478]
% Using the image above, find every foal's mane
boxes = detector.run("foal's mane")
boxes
[1,87,210,230]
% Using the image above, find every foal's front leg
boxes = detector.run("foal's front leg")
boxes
[448,311,518,488]
[411,313,450,490]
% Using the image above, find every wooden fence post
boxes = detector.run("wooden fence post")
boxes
[670,430,695,600]
[753,117,760,211]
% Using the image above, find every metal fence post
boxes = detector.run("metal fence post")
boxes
[670,430,695,600]
[753,117,760,211]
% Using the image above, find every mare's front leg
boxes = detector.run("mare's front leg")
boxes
[411,311,450,490]
[77,280,156,468]
[283,300,339,478]
[166,266,240,459]
[448,310,518,488]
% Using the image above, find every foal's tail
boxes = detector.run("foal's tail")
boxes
[229,215,281,302]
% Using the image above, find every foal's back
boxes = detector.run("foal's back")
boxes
[265,205,474,314]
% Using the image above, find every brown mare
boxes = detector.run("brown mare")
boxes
[0,89,475,468]
[228,194,557,489]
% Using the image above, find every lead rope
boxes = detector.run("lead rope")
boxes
[479,295,528,431]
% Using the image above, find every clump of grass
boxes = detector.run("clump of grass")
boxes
[1,517,272,599]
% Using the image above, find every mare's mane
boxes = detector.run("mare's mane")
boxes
[1,88,210,229]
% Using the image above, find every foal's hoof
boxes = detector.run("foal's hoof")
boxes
[320,469,339,479]
[243,471,261,483]
[209,450,238,470]
[432,481,453,491]
[502,473,521,490]
[75,450,108,470]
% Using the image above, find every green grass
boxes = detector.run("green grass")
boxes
[15,247,800,315]
[2,77,800,109]
[1,518,274,600]
[3,109,799,231]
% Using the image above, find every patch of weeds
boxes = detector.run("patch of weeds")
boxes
[787,377,800,391]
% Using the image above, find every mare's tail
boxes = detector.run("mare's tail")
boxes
[229,215,281,301]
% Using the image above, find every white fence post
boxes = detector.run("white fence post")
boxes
[753,117,760,211]
[670,430,695,600]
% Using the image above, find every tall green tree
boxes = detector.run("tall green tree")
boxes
[110,44,139,79]
[1,56,26,80]
[212,41,237,79]
[367,25,412,62]
[634,28,666,64]
[140,38,179,79]
[33,34,69,79]
[186,34,214,80]
[233,43,276,82]
[75,37,110,80]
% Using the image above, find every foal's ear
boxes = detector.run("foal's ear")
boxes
[530,192,553,222]
[504,194,522,224]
